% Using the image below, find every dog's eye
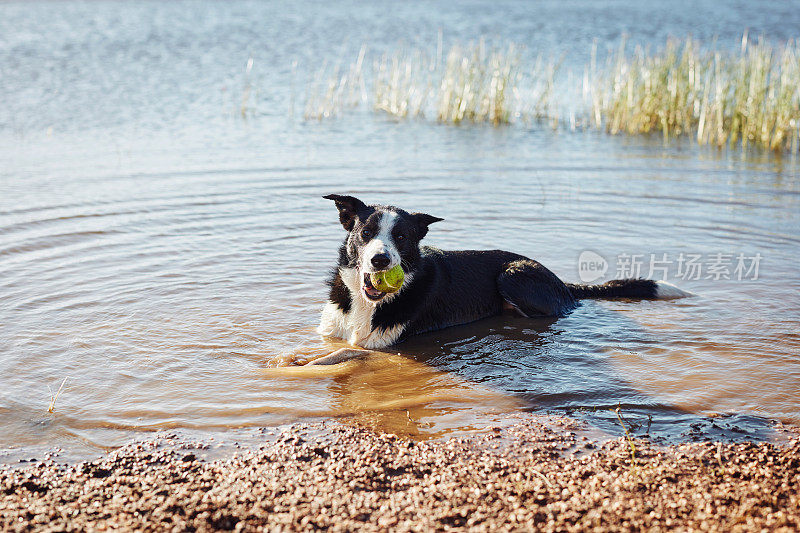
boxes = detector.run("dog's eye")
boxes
[395,233,405,241]
[361,229,372,240]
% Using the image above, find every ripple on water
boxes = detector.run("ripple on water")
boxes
[1,0,800,458]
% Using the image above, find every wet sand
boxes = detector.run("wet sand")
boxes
[2,418,799,532]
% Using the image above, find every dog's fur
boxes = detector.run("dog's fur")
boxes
[317,195,690,350]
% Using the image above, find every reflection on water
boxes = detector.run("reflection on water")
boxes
[265,353,523,438]
[1,0,799,458]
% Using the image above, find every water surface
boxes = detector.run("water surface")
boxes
[1,0,799,458]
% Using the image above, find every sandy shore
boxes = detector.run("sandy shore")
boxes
[2,418,799,532]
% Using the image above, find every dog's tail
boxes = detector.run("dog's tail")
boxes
[566,279,692,300]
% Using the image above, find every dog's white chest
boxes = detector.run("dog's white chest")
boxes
[317,301,373,346]
[317,269,405,349]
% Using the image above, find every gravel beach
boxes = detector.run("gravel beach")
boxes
[2,418,799,532]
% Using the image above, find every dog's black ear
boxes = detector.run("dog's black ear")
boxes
[323,194,368,231]
[411,212,444,239]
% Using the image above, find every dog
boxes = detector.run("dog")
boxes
[314,194,689,362]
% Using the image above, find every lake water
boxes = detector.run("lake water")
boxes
[1,0,799,459]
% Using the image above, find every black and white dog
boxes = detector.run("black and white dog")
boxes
[317,194,689,354]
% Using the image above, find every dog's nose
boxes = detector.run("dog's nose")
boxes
[370,254,391,270]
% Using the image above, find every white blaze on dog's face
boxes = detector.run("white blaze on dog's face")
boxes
[351,210,403,304]
[359,211,400,273]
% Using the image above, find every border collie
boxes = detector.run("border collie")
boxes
[316,194,690,358]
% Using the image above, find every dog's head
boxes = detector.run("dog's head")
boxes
[324,194,442,304]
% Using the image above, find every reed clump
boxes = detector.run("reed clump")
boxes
[300,34,800,154]
[589,34,800,152]
[373,40,528,125]
[304,46,367,120]
[305,40,559,125]
[431,42,560,125]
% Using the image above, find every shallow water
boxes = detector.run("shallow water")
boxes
[1,1,799,458]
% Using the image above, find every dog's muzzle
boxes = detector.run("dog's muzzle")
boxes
[362,272,386,301]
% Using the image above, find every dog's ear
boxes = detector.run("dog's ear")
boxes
[411,213,444,239]
[323,194,368,231]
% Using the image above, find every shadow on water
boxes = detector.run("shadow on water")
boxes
[394,304,779,445]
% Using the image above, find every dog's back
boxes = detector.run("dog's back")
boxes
[369,248,519,336]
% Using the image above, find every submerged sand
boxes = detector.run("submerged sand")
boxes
[2,419,799,532]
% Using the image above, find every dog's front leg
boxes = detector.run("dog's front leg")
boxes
[306,348,371,366]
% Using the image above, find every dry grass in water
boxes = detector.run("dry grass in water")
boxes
[299,34,799,154]
[304,40,559,125]
[303,46,367,120]
[48,377,68,413]
[588,34,800,152]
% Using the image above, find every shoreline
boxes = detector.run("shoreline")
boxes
[2,417,799,531]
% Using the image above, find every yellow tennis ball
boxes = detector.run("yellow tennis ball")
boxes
[370,265,405,293]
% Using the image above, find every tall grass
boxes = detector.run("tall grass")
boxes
[372,41,529,124]
[304,46,367,120]
[305,40,559,126]
[589,34,800,152]
[300,35,800,154]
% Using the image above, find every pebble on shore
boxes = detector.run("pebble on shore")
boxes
[1,419,799,532]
